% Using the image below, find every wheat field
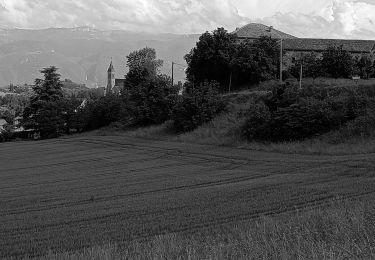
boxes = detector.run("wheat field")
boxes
[1,135,375,258]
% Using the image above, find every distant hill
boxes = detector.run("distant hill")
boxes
[0,27,199,88]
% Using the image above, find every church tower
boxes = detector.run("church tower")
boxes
[106,60,115,95]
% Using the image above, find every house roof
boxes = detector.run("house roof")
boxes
[283,38,375,53]
[233,23,296,39]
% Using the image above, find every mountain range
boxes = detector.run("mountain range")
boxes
[0,27,200,88]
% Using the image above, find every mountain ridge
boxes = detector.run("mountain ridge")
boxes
[0,27,199,88]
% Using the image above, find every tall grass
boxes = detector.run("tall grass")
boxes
[35,198,375,260]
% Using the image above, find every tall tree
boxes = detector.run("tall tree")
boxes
[125,47,163,89]
[23,66,66,138]
[184,28,237,90]
[121,47,177,127]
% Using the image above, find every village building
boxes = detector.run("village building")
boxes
[105,61,124,96]
[233,23,375,69]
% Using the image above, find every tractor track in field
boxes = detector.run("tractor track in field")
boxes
[1,135,375,258]
[72,136,375,166]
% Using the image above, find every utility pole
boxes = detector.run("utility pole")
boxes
[280,39,283,83]
[171,62,174,87]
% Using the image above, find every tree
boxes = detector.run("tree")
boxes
[184,28,237,90]
[322,46,354,79]
[303,52,323,82]
[185,29,281,91]
[22,66,66,138]
[230,37,280,86]
[121,48,178,127]
[125,47,163,88]
[289,52,322,83]
[121,75,177,126]
[356,55,374,79]
[172,81,225,132]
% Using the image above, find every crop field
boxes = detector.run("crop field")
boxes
[1,135,375,258]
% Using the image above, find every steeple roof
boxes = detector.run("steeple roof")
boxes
[108,60,115,72]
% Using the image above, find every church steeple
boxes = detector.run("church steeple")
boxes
[106,59,115,95]
[108,60,115,73]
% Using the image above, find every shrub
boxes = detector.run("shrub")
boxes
[242,102,271,141]
[324,110,375,144]
[120,75,178,127]
[74,95,122,132]
[242,84,375,142]
[172,81,225,132]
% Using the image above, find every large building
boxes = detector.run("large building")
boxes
[233,23,375,69]
[106,61,124,96]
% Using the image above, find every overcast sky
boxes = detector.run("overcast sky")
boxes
[1,0,375,39]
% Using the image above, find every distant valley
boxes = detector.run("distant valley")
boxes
[0,27,199,88]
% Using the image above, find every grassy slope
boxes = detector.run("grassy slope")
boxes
[38,198,375,259]
[117,80,375,155]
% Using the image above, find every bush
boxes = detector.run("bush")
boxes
[242,102,271,140]
[172,81,225,132]
[324,110,375,144]
[74,95,122,132]
[242,84,375,142]
[120,75,178,127]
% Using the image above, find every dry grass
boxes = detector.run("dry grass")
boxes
[35,198,375,260]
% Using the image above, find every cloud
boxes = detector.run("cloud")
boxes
[257,0,375,39]
[0,0,249,33]
[0,0,374,39]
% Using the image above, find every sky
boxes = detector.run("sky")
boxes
[0,0,375,39]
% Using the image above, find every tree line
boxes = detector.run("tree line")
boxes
[2,27,374,141]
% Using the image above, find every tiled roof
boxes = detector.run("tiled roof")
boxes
[234,23,375,53]
[233,23,296,39]
[283,38,375,53]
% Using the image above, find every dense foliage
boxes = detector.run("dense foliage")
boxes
[322,46,354,79]
[185,28,236,90]
[185,28,280,91]
[288,46,375,80]
[121,75,178,126]
[73,95,122,132]
[21,67,83,139]
[0,94,29,116]
[172,81,225,132]
[242,84,375,142]
[22,67,67,138]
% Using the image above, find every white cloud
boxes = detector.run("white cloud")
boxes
[0,0,374,39]
[258,0,375,39]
